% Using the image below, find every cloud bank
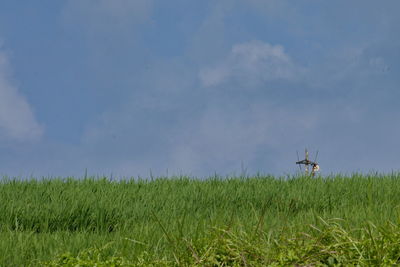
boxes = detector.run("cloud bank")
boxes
[0,49,43,142]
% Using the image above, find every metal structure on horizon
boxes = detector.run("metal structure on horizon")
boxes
[296,149,320,176]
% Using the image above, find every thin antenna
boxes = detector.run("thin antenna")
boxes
[312,150,319,177]
[314,150,319,163]
[305,149,309,175]
[296,151,302,171]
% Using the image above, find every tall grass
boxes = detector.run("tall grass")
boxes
[1,174,400,265]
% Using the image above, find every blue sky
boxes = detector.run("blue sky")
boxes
[0,0,399,178]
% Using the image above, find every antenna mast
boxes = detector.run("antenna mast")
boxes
[296,148,320,177]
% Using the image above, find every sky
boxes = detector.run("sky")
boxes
[0,0,399,178]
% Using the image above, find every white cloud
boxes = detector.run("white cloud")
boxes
[0,50,43,142]
[200,41,300,87]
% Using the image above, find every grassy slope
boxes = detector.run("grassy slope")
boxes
[1,174,400,265]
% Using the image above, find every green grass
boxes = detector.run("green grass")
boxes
[1,174,400,266]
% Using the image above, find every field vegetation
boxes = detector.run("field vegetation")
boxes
[1,174,400,266]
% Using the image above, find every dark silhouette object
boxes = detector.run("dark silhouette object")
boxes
[296,149,319,176]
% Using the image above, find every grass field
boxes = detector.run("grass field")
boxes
[1,174,400,266]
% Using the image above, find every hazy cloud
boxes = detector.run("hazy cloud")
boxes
[0,49,43,142]
[200,41,301,87]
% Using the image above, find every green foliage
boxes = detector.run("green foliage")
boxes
[41,246,170,266]
[269,218,400,266]
[0,174,400,265]
[185,219,400,266]
[42,219,400,266]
